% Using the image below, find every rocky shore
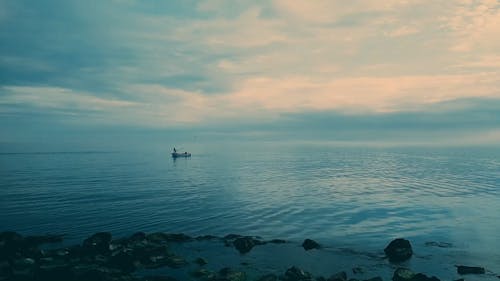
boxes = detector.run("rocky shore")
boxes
[0,231,496,281]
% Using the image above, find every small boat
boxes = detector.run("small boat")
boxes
[172,152,191,158]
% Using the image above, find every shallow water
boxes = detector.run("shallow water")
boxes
[1,141,499,275]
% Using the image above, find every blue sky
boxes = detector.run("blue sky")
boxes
[1,0,499,148]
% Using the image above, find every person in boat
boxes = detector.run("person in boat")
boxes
[173,148,177,153]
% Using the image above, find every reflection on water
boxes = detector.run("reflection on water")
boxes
[0,143,499,273]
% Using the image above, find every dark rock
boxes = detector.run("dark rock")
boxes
[74,268,110,281]
[282,266,314,281]
[392,268,439,281]
[195,257,207,266]
[130,232,146,242]
[165,233,192,242]
[233,237,264,254]
[224,234,243,240]
[196,235,219,241]
[141,276,179,281]
[0,231,24,259]
[392,268,415,281]
[424,242,452,248]
[191,268,216,279]
[24,234,64,247]
[364,277,383,281]
[34,265,75,281]
[302,239,320,251]
[146,232,170,244]
[352,268,363,274]
[134,244,168,264]
[107,252,136,273]
[218,267,246,281]
[384,239,413,262]
[411,273,440,281]
[256,273,278,281]
[456,265,485,275]
[83,232,112,256]
[327,271,347,281]
[143,254,187,269]
[268,239,287,244]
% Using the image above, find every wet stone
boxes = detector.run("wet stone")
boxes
[268,239,287,244]
[233,237,264,254]
[302,239,320,251]
[456,265,485,275]
[328,271,347,281]
[352,268,364,274]
[83,232,112,256]
[392,268,440,281]
[384,239,413,263]
[282,266,314,281]
[141,276,179,281]
[191,268,217,279]
[195,257,207,266]
[256,273,278,281]
[364,277,383,281]
[218,267,246,281]
[392,268,415,281]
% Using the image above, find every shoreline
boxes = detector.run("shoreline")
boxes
[1,231,497,281]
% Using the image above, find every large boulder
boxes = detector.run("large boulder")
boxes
[384,239,413,262]
[302,239,320,251]
[233,237,264,254]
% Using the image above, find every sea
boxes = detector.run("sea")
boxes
[1,141,499,278]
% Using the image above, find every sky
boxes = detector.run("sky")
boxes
[1,0,499,149]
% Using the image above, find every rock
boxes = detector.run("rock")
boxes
[327,271,347,281]
[196,235,219,241]
[164,233,192,242]
[384,239,413,262]
[392,268,415,281]
[364,278,383,281]
[282,266,314,281]
[141,276,179,281]
[411,274,440,281]
[218,267,246,281]
[107,252,136,273]
[192,268,217,279]
[224,234,243,240]
[146,232,170,244]
[424,242,452,248]
[35,264,75,281]
[268,239,287,244]
[0,231,25,259]
[352,268,363,274]
[392,268,439,281]
[24,234,64,247]
[256,274,278,281]
[302,239,320,251]
[195,257,207,266]
[456,265,485,275]
[233,237,264,254]
[74,267,110,281]
[83,232,112,256]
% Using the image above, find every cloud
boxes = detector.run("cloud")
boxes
[0,0,499,145]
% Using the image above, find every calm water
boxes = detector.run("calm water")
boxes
[1,142,499,268]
